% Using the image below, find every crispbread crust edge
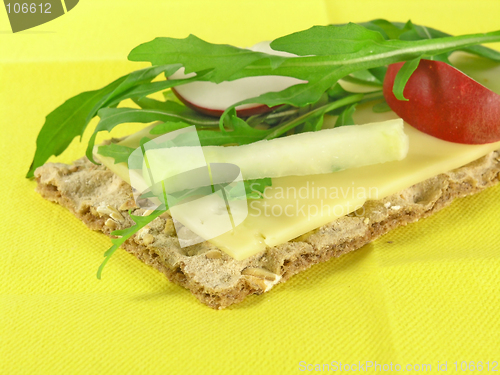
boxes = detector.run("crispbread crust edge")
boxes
[34,150,500,309]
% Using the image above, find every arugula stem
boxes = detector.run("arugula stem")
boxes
[263,108,301,120]
[357,91,384,105]
[234,32,500,80]
[264,94,364,139]
[29,21,500,180]
[97,208,166,279]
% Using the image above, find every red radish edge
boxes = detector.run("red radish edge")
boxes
[172,88,276,118]
[383,59,500,144]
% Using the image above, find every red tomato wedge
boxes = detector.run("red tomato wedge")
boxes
[383,59,500,144]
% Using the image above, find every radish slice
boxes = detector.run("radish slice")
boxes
[384,59,500,144]
[169,41,305,117]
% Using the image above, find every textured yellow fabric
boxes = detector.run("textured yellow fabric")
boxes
[1,1,500,374]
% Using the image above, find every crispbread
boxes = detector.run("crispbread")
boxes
[34,149,500,309]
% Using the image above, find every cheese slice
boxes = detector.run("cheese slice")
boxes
[96,53,500,260]
[207,111,500,259]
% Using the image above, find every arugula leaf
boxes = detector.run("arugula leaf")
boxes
[25,19,500,280]
[96,171,270,278]
[270,23,389,56]
[392,56,422,101]
[368,66,388,83]
[26,67,191,177]
[149,121,193,134]
[149,118,266,146]
[96,113,276,165]
[87,108,167,163]
[360,19,500,61]
[26,75,127,178]
[212,27,500,118]
[133,96,183,111]
[257,93,364,139]
[372,100,392,113]
[342,69,383,87]
[398,22,500,62]
[191,109,274,146]
[301,114,324,133]
[335,104,357,127]
[105,73,210,107]
[237,178,272,200]
[27,20,500,181]
[96,143,135,164]
[87,106,221,163]
[97,208,165,279]
[359,19,416,40]
[128,34,285,83]
[269,23,500,58]
[100,65,179,108]
[133,97,219,127]
[148,107,275,147]
[327,82,350,99]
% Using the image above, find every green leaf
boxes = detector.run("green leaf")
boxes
[133,97,181,111]
[334,103,357,127]
[270,23,387,56]
[128,34,285,83]
[133,97,219,127]
[301,114,324,133]
[372,100,392,113]
[96,172,270,280]
[262,93,364,139]
[101,65,179,108]
[363,20,500,62]
[399,22,500,61]
[162,90,183,103]
[242,178,272,200]
[223,27,500,111]
[149,121,193,134]
[392,56,422,101]
[327,83,350,99]
[197,110,273,146]
[359,19,500,60]
[26,75,128,178]
[145,109,274,146]
[28,20,500,182]
[344,69,383,86]
[358,19,416,40]
[97,143,135,164]
[270,24,500,61]
[223,70,342,113]
[93,25,500,162]
[86,106,221,163]
[87,108,172,163]
[368,66,388,83]
[26,66,190,178]
[218,178,272,201]
[106,73,210,107]
[97,209,165,279]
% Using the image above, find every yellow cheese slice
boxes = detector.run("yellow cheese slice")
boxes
[95,53,500,260]
[208,110,500,259]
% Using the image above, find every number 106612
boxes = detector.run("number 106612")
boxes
[5,3,52,13]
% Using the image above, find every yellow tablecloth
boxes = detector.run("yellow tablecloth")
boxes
[1,1,499,373]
